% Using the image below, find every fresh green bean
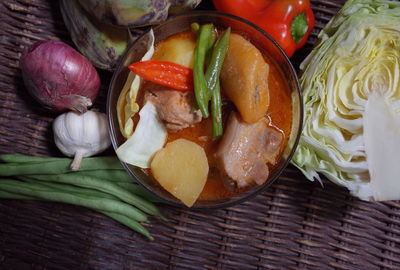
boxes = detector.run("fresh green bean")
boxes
[102,211,153,240]
[20,177,167,221]
[211,80,223,138]
[71,169,133,183]
[0,154,162,239]
[0,179,148,222]
[0,153,66,163]
[204,28,230,138]
[0,189,152,240]
[191,22,200,35]
[0,154,129,180]
[205,28,217,67]
[22,173,162,218]
[19,177,117,200]
[0,189,32,199]
[0,156,124,176]
[205,27,231,93]
[115,182,163,203]
[193,24,216,118]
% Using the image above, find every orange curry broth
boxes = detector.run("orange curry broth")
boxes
[136,30,292,201]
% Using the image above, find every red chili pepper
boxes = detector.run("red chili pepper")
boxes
[212,0,315,57]
[128,60,193,91]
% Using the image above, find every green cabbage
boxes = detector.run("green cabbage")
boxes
[292,0,400,200]
[116,101,167,168]
[117,30,155,139]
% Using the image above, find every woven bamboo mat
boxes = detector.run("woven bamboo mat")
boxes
[1,0,400,269]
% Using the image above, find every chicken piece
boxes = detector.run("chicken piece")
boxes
[215,112,284,189]
[144,84,202,131]
[262,127,284,165]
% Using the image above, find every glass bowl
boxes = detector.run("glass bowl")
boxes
[107,11,303,209]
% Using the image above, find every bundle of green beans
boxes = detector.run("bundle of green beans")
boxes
[193,23,231,138]
[0,153,164,240]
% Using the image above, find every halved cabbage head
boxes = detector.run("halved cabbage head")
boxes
[292,0,400,201]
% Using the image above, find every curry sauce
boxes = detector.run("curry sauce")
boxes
[137,30,292,201]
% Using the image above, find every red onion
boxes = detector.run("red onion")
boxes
[20,40,100,113]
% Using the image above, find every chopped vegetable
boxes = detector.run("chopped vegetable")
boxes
[213,0,315,57]
[205,28,231,138]
[53,110,111,171]
[116,101,167,169]
[205,27,231,95]
[220,33,270,124]
[193,24,216,118]
[211,81,223,138]
[192,24,230,137]
[129,60,193,91]
[151,33,196,68]
[19,40,100,113]
[191,22,200,34]
[292,0,400,201]
[117,30,155,139]
[150,139,209,207]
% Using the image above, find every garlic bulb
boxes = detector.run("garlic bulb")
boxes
[53,110,111,170]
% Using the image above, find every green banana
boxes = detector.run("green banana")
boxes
[60,0,132,70]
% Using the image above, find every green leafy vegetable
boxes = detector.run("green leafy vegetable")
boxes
[292,0,400,200]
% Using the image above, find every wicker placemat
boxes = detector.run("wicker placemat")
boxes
[1,0,399,269]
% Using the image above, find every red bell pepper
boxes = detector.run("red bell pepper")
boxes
[128,60,193,91]
[212,0,315,57]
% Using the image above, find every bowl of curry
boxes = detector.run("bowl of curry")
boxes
[107,11,303,209]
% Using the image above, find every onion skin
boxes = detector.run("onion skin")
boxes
[20,40,100,113]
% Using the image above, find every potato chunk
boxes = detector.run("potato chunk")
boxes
[220,33,270,123]
[152,32,196,68]
[150,139,209,207]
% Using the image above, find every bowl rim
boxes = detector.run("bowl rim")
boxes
[107,10,304,210]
